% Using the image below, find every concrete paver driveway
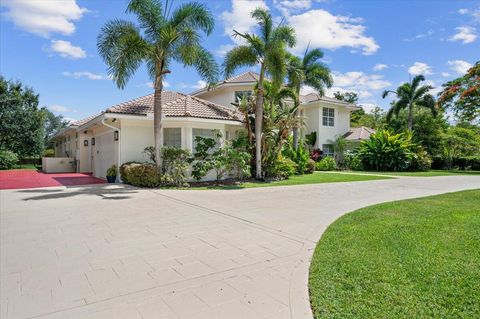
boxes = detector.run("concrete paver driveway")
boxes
[1,176,479,319]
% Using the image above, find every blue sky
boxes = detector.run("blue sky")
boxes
[1,0,479,122]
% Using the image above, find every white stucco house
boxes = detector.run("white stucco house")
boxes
[51,71,361,179]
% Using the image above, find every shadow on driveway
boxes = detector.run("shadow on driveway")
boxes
[19,184,139,201]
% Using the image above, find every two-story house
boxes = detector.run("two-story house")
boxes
[51,71,360,179]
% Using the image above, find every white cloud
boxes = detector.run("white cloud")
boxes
[221,0,267,43]
[458,8,469,15]
[192,80,207,90]
[408,62,432,75]
[448,26,477,44]
[49,104,76,113]
[331,71,391,90]
[447,60,473,75]
[49,40,86,59]
[358,103,377,113]
[425,80,442,96]
[146,80,170,88]
[441,72,450,77]
[287,9,379,55]
[62,71,107,80]
[215,44,236,57]
[273,0,312,16]
[1,0,87,37]
[372,63,388,71]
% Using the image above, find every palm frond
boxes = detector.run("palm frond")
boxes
[223,45,258,78]
[126,0,163,42]
[271,25,296,48]
[170,2,214,35]
[97,19,150,89]
[251,8,272,41]
[190,47,219,84]
[411,74,426,90]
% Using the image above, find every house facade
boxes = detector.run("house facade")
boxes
[52,71,360,180]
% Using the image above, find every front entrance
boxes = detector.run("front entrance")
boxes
[93,132,116,179]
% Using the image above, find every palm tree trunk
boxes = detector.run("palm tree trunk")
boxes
[407,104,413,131]
[153,75,163,168]
[255,64,266,179]
[292,93,300,149]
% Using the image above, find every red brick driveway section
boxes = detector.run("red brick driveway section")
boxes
[0,169,106,190]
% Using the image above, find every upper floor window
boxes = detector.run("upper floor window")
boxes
[234,90,252,102]
[322,107,335,127]
[163,128,181,148]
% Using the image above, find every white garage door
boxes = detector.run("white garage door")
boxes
[93,132,116,178]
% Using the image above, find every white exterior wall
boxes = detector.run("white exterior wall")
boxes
[42,157,75,173]
[194,84,255,108]
[90,122,119,178]
[301,102,352,150]
[77,131,92,172]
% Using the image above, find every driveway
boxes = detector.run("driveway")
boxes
[0,170,105,190]
[1,176,479,319]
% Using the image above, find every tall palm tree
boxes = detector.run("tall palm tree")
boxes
[97,0,218,166]
[286,47,332,149]
[382,75,437,131]
[223,8,295,179]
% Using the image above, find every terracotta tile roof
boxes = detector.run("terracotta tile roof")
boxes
[105,91,243,122]
[222,71,260,84]
[300,92,354,106]
[72,113,102,126]
[343,126,376,141]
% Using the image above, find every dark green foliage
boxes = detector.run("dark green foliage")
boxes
[120,162,162,187]
[333,91,359,104]
[0,76,45,158]
[106,165,117,177]
[267,156,297,179]
[283,142,311,174]
[344,151,363,171]
[316,156,337,171]
[43,109,68,149]
[305,132,317,148]
[0,150,18,169]
[161,147,191,186]
[143,146,156,163]
[357,130,416,171]
[309,190,480,318]
[432,156,480,171]
[408,148,432,171]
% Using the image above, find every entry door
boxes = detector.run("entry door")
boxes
[93,132,116,178]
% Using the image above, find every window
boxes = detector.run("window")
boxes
[192,128,217,151]
[234,90,252,102]
[163,128,181,148]
[322,144,334,157]
[322,107,335,127]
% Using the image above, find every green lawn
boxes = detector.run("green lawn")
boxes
[190,172,392,190]
[309,189,480,319]
[0,164,40,170]
[358,169,480,177]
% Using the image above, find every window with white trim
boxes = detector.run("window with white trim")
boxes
[322,107,335,127]
[234,90,252,102]
[322,144,334,157]
[163,128,181,148]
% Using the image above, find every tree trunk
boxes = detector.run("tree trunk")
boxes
[153,75,163,168]
[292,93,300,149]
[407,104,413,131]
[255,64,266,180]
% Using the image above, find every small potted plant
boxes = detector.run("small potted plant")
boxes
[106,165,117,183]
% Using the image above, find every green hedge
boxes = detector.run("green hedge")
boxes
[432,156,480,170]
[0,151,19,170]
[120,162,161,187]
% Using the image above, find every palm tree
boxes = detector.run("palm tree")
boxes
[286,47,332,149]
[223,8,296,179]
[97,0,218,166]
[382,75,437,131]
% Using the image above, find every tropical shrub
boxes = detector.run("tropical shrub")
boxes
[305,132,317,148]
[268,156,297,179]
[357,130,415,171]
[0,150,18,169]
[316,156,337,171]
[432,156,480,170]
[408,148,432,171]
[226,147,251,180]
[283,142,311,174]
[43,149,55,157]
[306,158,316,174]
[344,151,363,171]
[161,147,191,186]
[120,162,161,187]
[309,148,323,162]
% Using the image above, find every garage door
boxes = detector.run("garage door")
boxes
[93,132,116,179]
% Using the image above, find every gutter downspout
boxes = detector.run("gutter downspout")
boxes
[101,118,121,181]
